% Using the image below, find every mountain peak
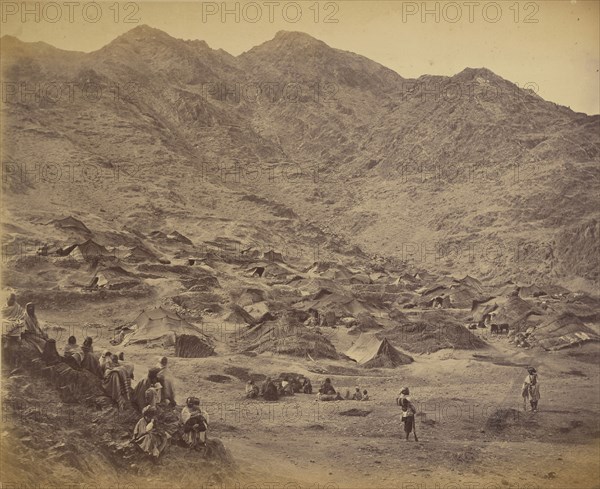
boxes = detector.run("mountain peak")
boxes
[115,25,176,44]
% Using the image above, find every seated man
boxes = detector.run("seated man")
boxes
[302,378,313,394]
[261,377,279,401]
[351,386,363,401]
[102,355,129,410]
[279,377,294,396]
[361,389,370,401]
[180,397,209,449]
[63,336,84,369]
[80,337,102,377]
[133,368,161,411]
[133,406,171,459]
[319,378,336,395]
[245,380,260,399]
[156,356,176,406]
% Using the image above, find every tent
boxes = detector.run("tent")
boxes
[239,315,338,359]
[471,299,499,323]
[345,334,413,368]
[87,266,140,290]
[531,313,599,350]
[454,275,484,294]
[518,285,548,299]
[167,231,193,245]
[50,216,91,234]
[124,307,211,348]
[125,245,158,263]
[67,239,115,264]
[262,250,285,263]
[490,296,542,330]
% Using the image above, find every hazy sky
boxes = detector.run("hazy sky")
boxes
[3,1,599,114]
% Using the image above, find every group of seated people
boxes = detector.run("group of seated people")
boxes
[245,376,313,400]
[317,378,370,401]
[244,376,371,402]
[2,293,211,461]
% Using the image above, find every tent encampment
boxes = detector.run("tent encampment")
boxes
[124,307,212,351]
[345,334,413,368]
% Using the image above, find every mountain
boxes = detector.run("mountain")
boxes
[1,26,598,289]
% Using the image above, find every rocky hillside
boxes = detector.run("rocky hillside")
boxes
[2,25,598,288]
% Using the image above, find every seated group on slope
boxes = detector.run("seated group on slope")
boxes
[1,293,209,462]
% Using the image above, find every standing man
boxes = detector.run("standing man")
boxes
[397,387,418,441]
[522,367,541,413]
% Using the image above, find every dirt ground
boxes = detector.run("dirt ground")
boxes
[3,318,599,489]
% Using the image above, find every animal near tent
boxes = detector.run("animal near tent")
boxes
[124,307,212,351]
[345,334,413,368]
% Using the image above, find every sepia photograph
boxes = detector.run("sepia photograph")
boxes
[1,1,599,488]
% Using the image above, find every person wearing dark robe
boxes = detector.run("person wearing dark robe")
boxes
[80,337,102,377]
[156,356,176,406]
[2,293,26,367]
[63,335,84,368]
[133,406,170,460]
[180,397,209,449]
[319,378,336,395]
[245,380,259,399]
[133,367,161,411]
[261,377,279,401]
[302,378,313,394]
[21,302,47,353]
[102,355,129,410]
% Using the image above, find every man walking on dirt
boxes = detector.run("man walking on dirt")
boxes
[397,387,418,441]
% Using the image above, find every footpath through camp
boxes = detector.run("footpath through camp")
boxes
[2,222,600,488]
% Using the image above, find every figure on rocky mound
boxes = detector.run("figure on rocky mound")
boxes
[133,406,171,460]
[352,386,363,401]
[522,367,540,413]
[102,354,131,410]
[245,380,260,399]
[397,387,418,441]
[156,356,176,406]
[2,293,25,367]
[63,335,84,369]
[261,377,279,401]
[21,302,47,353]
[361,389,370,401]
[133,367,161,411]
[2,293,25,333]
[180,396,209,450]
[99,350,113,374]
[80,337,102,377]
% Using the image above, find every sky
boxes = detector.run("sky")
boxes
[2,0,599,114]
